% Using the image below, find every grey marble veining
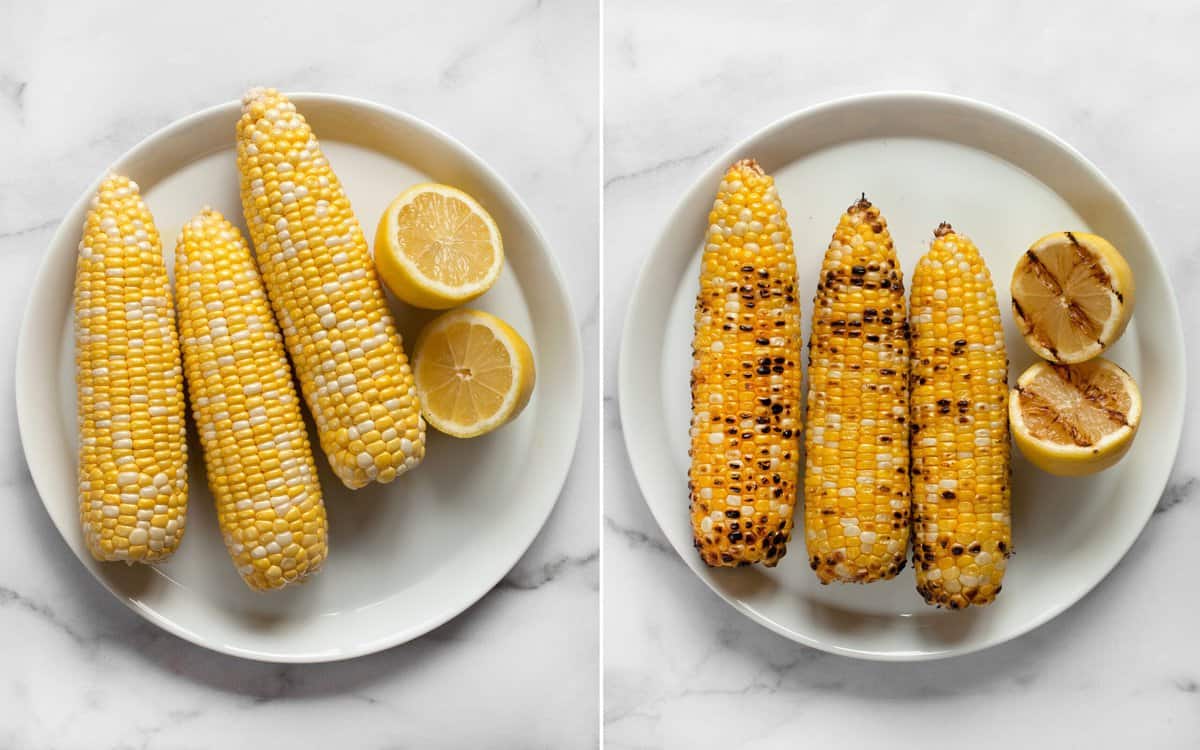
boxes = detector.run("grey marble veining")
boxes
[604,1,1199,747]
[0,0,598,747]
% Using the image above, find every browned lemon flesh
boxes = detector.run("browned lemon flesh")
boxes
[1010,232,1134,364]
[1010,358,1140,476]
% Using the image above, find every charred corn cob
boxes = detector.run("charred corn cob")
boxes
[910,223,1011,608]
[804,197,910,583]
[237,87,425,489]
[175,209,328,590]
[689,159,802,567]
[75,174,187,562]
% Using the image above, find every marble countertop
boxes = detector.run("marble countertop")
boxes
[604,1,1200,747]
[0,1,597,747]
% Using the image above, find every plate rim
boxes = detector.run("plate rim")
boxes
[617,89,1185,661]
[16,91,584,663]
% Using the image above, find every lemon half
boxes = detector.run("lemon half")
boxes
[413,309,535,438]
[1009,357,1141,476]
[1010,231,1134,364]
[374,183,504,309]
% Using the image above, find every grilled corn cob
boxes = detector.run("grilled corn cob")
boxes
[804,197,910,583]
[689,159,801,567]
[909,223,1011,608]
[75,174,187,562]
[237,87,425,489]
[175,209,328,590]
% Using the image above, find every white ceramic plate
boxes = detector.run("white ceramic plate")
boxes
[619,91,1184,661]
[17,94,582,662]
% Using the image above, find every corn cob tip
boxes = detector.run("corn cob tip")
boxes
[935,221,955,238]
[850,193,872,212]
[729,158,764,175]
[99,173,138,192]
[90,173,136,207]
[241,86,273,105]
[179,207,218,238]
[240,87,296,121]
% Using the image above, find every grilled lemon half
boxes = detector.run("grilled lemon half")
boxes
[1009,358,1141,476]
[1010,231,1134,364]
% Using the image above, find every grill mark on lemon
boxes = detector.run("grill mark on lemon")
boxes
[1010,282,1060,357]
[1065,231,1118,291]
[1021,248,1104,342]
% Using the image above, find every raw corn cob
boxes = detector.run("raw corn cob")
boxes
[75,174,187,562]
[175,209,328,590]
[688,159,802,567]
[909,223,1011,608]
[236,87,425,489]
[804,197,910,583]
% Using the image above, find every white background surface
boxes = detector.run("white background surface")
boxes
[604,1,1200,748]
[0,0,597,747]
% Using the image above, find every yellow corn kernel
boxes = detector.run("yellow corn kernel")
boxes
[689,159,802,567]
[804,197,910,583]
[909,223,1011,609]
[75,174,187,562]
[175,208,328,590]
[236,87,425,489]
